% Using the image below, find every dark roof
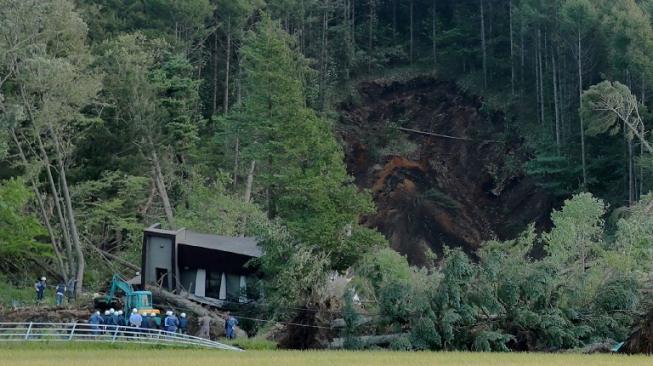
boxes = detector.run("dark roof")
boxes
[144,226,262,258]
[177,230,262,258]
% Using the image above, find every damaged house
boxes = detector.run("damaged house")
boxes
[141,224,261,304]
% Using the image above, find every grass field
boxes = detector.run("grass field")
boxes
[0,344,650,366]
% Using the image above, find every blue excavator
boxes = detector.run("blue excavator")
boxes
[94,274,160,319]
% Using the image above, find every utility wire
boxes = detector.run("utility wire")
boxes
[397,126,505,144]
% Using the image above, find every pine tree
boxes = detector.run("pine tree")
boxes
[229,13,384,269]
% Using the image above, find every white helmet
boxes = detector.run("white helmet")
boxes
[180,313,186,318]
[109,308,115,314]
[150,313,156,317]
[41,277,46,281]
[132,308,138,314]
[117,310,123,315]
[95,311,100,315]
[167,310,173,316]
[104,310,110,315]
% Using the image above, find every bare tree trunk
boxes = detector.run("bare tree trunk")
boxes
[641,125,645,200]
[49,125,85,295]
[480,0,487,89]
[233,135,240,188]
[552,50,560,154]
[150,147,175,229]
[19,83,75,279]
[392,0,397,42]
[535,43,541,124]
[212,30,219,115]
[409,0,414,64]
[629,137,634,205]
[368,0,375,72]
[578,29,588,188]
[224,17,232,114]
[319,4,329,109]
[10,129,68,281]
[432,0,437,65]
[244,161,256,203]
[538,29,544,124]
[520,12,525,90]
[509,0,514,96]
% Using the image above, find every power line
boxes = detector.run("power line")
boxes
[397,126,505,144]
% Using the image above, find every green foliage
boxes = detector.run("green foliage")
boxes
[343,288,363,350]
[176,173,269,237]
[353,193,648,351]
[228,13,385,270]
[0,179,47,272]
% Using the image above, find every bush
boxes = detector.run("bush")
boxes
[389,335,412,351]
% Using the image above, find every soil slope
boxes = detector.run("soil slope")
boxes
[339,78,551,265]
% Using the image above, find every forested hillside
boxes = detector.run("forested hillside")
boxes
[1,0,653,352]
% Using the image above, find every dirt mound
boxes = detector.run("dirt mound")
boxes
[339,78,552,265]
[0,306,92,323]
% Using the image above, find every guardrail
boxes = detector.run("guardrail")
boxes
[0,322,242,351]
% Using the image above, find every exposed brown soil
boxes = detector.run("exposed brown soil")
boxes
[339,77,552,265]
[621,308,653,354]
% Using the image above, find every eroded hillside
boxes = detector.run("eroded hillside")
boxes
[339,78,552,265]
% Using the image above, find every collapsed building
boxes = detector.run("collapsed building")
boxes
[141,224,261,305]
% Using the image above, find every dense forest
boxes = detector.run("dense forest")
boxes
[1,0,653,351]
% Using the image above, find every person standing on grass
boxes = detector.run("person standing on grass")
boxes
[55,282,66,306]
[225,313,238,340]
[34,277,46,302]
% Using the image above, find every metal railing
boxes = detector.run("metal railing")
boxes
[0,322,242,351]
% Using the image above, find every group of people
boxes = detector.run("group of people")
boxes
[34,276,74,305]
[87,308,239,340]
[88,308,189,334]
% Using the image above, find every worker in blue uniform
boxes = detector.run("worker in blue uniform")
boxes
[34,277,46,302]
[164,311,178,333]
[150,313,161,329]
[225,314,238,339]
[111,309,121,328]
[178,313,188,334]
[103,310,111,334]
[141,312,151,334]
[89,311,104,336]
[129,308,142,328]
[55,282,66,306]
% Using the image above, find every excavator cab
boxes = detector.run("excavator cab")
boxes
[94,275,159,317]
[127,291,159,315]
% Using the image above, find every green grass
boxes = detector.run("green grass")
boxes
[222,337,278,350]
[0,344,650,366]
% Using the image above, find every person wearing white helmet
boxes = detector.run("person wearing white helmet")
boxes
[164,311,178,333]
[34,277,47,302]
[89,310,104,336]
[178,313,188,334]
[102,310,111,334]
[129,308,143,328]
[116,310,125,327]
